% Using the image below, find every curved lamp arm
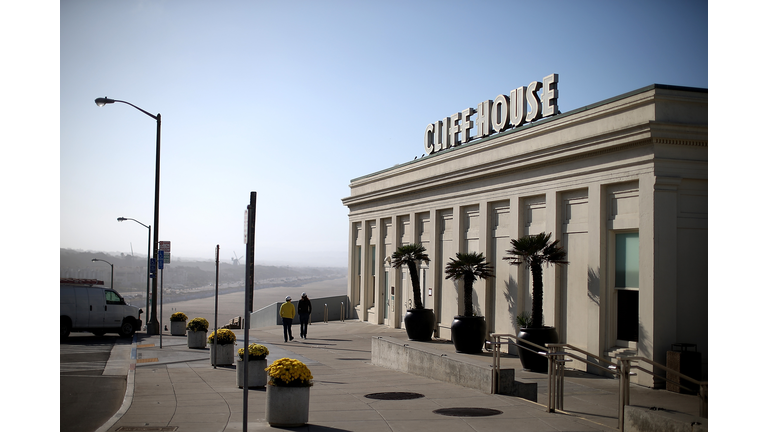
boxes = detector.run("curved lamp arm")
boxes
[117,216,149,229]
[95,97,158,121]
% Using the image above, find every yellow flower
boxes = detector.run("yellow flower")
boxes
[207,328,236,345]
[238,343,269,360]
[265,358,313,387]
[170,312,188,322]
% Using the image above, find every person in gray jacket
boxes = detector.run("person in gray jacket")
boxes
[298,293,312,339]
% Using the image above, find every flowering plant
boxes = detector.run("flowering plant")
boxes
[238,343,269,361]
[187,317,209,332]
[265,358,313,387]
[208,328,237,345]
[170,312,188,322]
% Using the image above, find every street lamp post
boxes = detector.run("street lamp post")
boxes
[97,97,162,335]
[91,258,114,289]
[118,217,151,325]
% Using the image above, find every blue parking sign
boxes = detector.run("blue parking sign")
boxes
[158,250,164,269]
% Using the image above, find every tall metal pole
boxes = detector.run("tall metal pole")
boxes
[149,113,162,334]
[243,191,257,432]
[214,245,219,368]
[146,225,151,327]
[99,97,162,335]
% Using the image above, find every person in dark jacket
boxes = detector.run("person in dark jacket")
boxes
[298,292,312,339]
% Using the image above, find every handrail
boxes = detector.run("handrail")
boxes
[490,333,707,432]
[616,356,708,424]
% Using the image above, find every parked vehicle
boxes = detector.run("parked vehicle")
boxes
[60,278,143,339]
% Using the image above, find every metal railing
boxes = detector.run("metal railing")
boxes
[323,302,345,323]
[490,333,707,432]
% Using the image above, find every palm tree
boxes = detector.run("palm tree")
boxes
[391,243,430,310]
[444,252,494,317]
[504,232,568,328]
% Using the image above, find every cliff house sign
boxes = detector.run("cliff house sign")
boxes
[424,73,559,155]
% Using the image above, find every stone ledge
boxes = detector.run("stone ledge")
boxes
[624,405,708,432]
[371,336,536,401]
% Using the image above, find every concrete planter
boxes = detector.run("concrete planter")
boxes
[210,343,235,366]
[236,358,268,388]
[187,330,207,349]
[265,385,310,427]
[170,321,187,336]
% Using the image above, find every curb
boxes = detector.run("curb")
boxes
[95,334,138,432]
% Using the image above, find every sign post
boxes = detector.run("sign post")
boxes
[243,192,257,432]
[159,250,165,348]
[213,245,220,368]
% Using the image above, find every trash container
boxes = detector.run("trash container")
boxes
[666,343,701,394]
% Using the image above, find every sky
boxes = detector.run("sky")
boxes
[54,0,712,268]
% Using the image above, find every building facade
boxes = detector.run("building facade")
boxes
[342,84,708,386]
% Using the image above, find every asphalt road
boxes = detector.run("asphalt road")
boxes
[60,333,129,432]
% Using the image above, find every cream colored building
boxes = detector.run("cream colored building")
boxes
[342,84,707,386]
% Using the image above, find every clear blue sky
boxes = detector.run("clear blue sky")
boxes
[56,1,701,268]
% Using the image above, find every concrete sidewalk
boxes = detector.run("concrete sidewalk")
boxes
[98,320,703,431]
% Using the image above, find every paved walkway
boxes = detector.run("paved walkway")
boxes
[97,320,703,431]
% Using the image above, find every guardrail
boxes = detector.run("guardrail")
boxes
[490,333,707,432]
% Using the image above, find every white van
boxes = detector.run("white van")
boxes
[60,278,143,339]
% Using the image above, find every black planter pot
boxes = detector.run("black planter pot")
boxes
[403,308,435,341]
[450,316,487,353]
[517,326,559,373]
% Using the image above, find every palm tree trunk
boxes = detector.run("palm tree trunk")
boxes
[531,262,543,328]
[463,274,474,317]
[407,261,423,309]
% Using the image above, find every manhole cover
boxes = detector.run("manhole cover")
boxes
[116,427,178,431]
[433,407,503,417]
[364,392,425,400]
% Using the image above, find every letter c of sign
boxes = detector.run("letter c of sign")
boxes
[424,123,435,154]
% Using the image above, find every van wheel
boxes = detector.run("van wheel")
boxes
[118,320,135,338]
[61,317,71,340]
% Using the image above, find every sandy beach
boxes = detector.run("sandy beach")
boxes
[156,277,347,330]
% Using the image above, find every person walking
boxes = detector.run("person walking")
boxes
[280,296,295,342]
[298,292,312,339]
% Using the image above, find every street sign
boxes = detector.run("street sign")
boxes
[150,258,156,278]
[159,241,171,263]
[158,250,165,269]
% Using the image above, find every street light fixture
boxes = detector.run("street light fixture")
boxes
[118,217,151,323]
[91,258,114,289]
[97,96,162,335]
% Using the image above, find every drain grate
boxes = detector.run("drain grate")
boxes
[433,407,503,417]
[364,392,425,400]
